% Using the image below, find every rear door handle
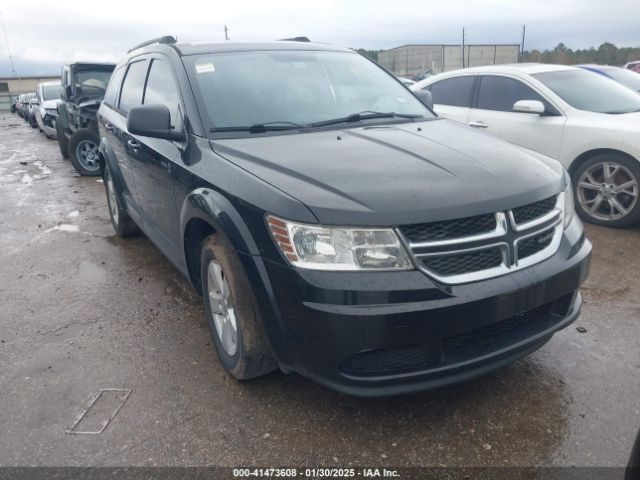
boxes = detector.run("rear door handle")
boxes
[468,121,489,129]
[127,139,140,149]
[104,123,116,133]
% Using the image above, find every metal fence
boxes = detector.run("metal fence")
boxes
[378,44,521,77]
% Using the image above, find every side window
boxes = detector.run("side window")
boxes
[103,66,125,108]
[118,60,148,114]
[425,76,475,107]
[476,75,546,112]
[143,59,182,129]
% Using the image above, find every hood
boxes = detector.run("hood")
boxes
[41,99,58,110]
[212,119,565,226]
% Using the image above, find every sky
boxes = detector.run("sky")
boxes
[1,0,639,76]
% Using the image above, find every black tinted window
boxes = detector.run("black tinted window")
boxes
[426,76,475,107]
[118,61,147,113]
[477,75,545,112]
[103,67,125,107]
[144,59,182,129]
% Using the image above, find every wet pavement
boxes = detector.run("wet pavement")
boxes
[0,113,638,468]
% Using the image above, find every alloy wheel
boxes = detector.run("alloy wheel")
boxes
[76,140,100,172]
[576,161,638,222]
[207,259,238,356]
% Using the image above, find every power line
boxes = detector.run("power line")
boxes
[0,11,16,77]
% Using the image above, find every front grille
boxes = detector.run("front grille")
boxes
[341,346,429,376]
[400,213,496,243]
[512,196,557,225]
[399,195,562,283]
[518,228,555,260]
[420,248,503,276]
[442,303,551,351]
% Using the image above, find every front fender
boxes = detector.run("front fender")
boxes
[180,188,260,256]
[180,188,290,364]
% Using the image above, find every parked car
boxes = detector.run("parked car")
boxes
[27,97,40,128]
[578,64,640,92]
[98,37,590,396]
[397,76,415,87]
[411,64,640,227]
[57,62,115,175]
[624,61,640,73]
[34,81,63,138]
[17,93,35,119]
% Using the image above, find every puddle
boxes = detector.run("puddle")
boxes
[77,260,106,284]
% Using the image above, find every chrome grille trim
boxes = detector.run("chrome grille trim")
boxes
[398,193,564,284]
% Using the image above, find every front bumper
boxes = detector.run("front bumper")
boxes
[251,218,591,397]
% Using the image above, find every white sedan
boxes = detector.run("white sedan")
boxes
[411,64,640,227]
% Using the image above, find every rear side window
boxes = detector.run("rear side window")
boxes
[118,61,147,113]
[476,75,545,112]
[103,67,125,107]
[143,59,182,129]
[425,76,475,107]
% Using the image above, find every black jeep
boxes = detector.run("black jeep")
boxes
[57,62,115,175]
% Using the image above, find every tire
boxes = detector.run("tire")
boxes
[200,233,277,380]
[56,121,69,158]
[572,153,640,228]
[103,165,140,237]
[69,129,101,176]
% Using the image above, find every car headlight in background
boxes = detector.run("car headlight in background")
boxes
[266,215,412,270]
[564,181,575,227]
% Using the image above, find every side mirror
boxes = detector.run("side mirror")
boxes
[513,100,545,115]
[415,89,434,110]
[127,104,186,142]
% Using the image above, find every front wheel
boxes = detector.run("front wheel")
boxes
[103,166,140,237]
[200,233,277,380]
[69,129,101,176]
[573,153,640,228]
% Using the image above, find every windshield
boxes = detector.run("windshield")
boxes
[75,69,113,94]
[534,70,640,114]
[43,84,63,101]
[601,67,640,92]
[185,50,433,133]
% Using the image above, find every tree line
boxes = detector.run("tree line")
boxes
[355,43,640,66]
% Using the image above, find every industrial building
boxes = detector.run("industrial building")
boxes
[378,44,521,77]
[0,75,60,111]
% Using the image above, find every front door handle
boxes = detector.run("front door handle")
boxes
[468,121,489,129]
[127,139,140,150]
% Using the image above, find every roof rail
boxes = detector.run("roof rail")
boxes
[127,35,177,53]
[279,36,311,42]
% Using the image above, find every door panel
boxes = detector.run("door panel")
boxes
[468,75,567,159]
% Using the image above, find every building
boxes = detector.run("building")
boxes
[0,75,60,111]
[378,44,521,78]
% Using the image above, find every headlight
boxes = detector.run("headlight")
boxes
[564,181,575,227]
[266,215,412,270]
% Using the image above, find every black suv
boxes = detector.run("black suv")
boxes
[97,37,591,396]
[57,62,115,175]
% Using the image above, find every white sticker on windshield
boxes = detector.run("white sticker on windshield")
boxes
[196,62,216,73]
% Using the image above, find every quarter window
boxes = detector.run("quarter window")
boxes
[118,61,147,113]
[143,59,182,129]
[425,76,475,107]
[476,76,546,112]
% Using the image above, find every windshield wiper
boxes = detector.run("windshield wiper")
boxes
[310,111,423,128]
[210,121,305,134]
